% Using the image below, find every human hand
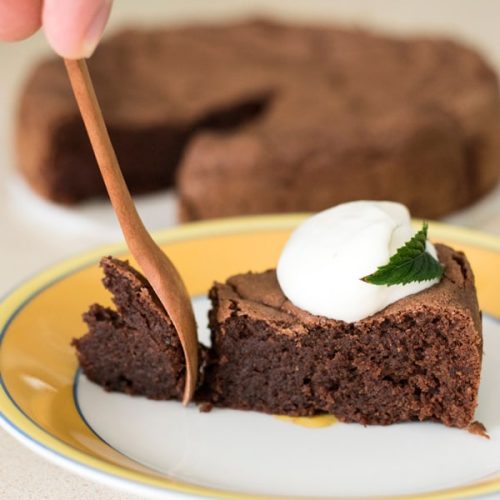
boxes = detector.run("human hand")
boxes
[0,0,112,58]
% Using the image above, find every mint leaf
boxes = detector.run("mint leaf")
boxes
[362,222,444,286]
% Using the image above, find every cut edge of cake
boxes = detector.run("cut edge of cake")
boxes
[73,257,205,400]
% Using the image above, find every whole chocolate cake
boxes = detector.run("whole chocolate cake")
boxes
[17,20,500,218]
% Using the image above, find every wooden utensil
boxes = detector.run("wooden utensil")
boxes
[64,58,198,404]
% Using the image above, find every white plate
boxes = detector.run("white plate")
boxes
[75,297,500,498]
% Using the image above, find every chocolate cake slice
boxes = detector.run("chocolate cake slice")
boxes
[73,257,189,400]
[202,244,482,428]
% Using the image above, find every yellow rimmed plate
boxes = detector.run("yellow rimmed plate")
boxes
[1,215,500,500]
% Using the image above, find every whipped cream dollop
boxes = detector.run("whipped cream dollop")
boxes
[277,201,440,323]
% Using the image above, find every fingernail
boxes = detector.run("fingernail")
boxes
[82,0,112,58]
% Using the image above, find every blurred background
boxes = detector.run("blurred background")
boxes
[2,0,500,285]
[1,1,500,498]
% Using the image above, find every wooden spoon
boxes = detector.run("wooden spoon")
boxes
[64,58,198,404]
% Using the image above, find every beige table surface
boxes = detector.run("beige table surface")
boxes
[1,1,500,499]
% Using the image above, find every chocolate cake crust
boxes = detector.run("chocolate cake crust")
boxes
[202,244,482,428]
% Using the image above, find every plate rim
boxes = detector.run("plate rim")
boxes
[1,213,500,500]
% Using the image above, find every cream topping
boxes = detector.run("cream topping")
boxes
[276,201,440,323]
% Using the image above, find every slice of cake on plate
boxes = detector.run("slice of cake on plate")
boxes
[203,243,481,427]
[73,202,482,429]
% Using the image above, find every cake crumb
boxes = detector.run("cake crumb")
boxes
[468,421,490,439]
[199,402,213,413]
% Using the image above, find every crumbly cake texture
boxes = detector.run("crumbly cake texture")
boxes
[18,21,500,217]
[73,257,192,400]
[202,244,482,428]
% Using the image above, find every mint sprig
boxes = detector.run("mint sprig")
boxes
[362,222,444,286]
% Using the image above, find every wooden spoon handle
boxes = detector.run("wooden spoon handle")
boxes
[64,59,152,253]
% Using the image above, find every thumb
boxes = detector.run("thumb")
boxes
[42,0,112,59]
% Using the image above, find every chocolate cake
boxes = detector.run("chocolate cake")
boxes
[202,244,482,428]
[74,243,482,429]
[17,20,500,218]
[73,257,191,400]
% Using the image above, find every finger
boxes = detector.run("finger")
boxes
[0,0,42,41]
[42,0,112,58]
